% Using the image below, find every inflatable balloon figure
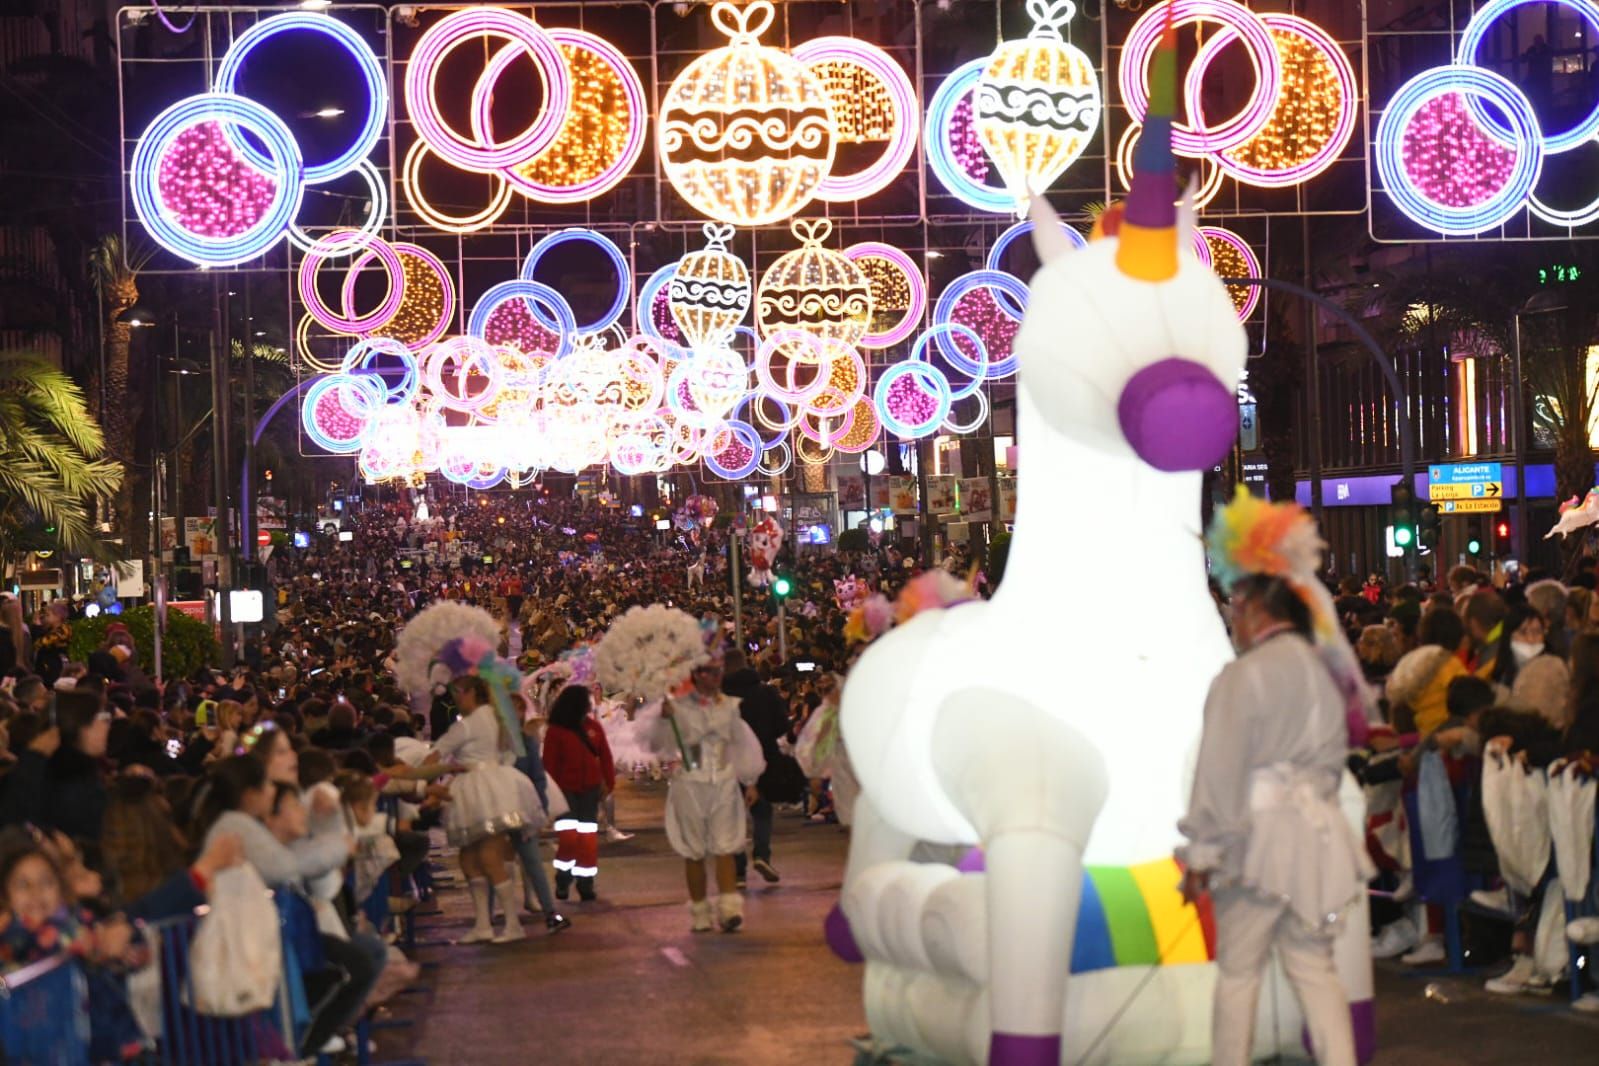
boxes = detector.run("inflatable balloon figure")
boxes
[1545,487,1599,539]
[833,21,1373,1066]
[745,516,784,588]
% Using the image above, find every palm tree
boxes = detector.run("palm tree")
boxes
[0,351,124,573]
[88,234,151,547]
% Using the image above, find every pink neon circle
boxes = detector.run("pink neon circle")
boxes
[1199,226,1263,320]
[845,242,927,349]
[478,28,648,203]
[342,242,455,346]
[311,386,366,446]
[1120,0,1282,157]
[1195,14,1358,187]
[756,329,834,405]
[796,404,858,446]
[1400,93,1518,208]
[791,38,919,203]
[404,8,570,173]
[797,344,868,417]
[156,121,277,239]
[299,230,406,335]
[425,336,503,413]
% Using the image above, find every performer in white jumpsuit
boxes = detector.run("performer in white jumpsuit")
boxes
[1182,493,1371,1066]
[658,656,764,932]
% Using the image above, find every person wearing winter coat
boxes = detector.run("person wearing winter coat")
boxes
[0,689,111,845]
[721,650,797,886]
[542,685,614,903]
[1385,608,1469,739]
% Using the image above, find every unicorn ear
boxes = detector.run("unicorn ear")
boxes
[1177,173,1199,258]
[1028,194,1074,265]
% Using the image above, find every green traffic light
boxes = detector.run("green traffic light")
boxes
[1394,526,1414,547]
[773,577,792,597]
[1468,538,1482,555]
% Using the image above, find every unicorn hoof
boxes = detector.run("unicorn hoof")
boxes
[825,902,863,963]
[989,1032,1062,1066]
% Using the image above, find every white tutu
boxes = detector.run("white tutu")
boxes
[445,762,541,847]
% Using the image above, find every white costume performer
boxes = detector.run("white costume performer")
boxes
[435,704,541,846]
[1179,629,1369,1066]
[656,690,764,860]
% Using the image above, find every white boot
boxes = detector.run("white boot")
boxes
[689,899,714,932]
[716,892,744,933]
[493,881,526,942]
[461,878,495,944]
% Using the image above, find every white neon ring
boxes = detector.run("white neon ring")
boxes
[287,160,387,256]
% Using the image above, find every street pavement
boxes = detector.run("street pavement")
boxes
[372,780,1599,1065]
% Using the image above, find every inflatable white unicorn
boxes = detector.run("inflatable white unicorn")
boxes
[832,25,1372,1066]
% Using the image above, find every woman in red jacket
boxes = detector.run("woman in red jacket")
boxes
[542,685,614,901]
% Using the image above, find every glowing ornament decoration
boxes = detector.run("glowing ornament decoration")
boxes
[521,228,630,334]
[287,160,388,256]
[131,94,304,266]
[974,0,1102,213]
[1374,65,1543,235]
[298,230,406,335]
[1199,226,1262,320]
[212,12,387,185]
[403,7,570,174]
[500,28,648,203]
[757,219,874,354]
[402,140,513,233]
[925,59,1015,213]
[1456,0,1599,155]
[657,1,835,226]
[845,242,926,349]
[362,243,455,349]
[1208,14,1358,188]
[669,224,752,347]
[791,37,918,202]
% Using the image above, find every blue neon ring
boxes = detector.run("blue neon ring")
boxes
[925,59,1012,215]
[1374,65,1543,236]
[985,220,1087,314]
[1458,0,1599,154]
[521,228,631,334]
[341,337,418,406]
[911,323,988,400]
[130,93,304,266]
[466,467,508,490]
[931,270,1028,378]
[301,375,374,453]
[703,420,763,480]
[731,392,790,449]
[213,13,386,184]
[874,360,952,439]
[467,280,575,358]
[636,263,691,355]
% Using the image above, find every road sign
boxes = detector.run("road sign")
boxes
[1428,462,1503,502]
[1441,498,1503,514]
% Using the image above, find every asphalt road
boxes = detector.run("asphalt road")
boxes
[371,780,1599,1065]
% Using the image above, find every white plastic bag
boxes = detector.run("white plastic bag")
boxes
[1481,750,1549,897]
[188,864,282,1016]
[1546,762,1596,901]
[1416,751,1458,861]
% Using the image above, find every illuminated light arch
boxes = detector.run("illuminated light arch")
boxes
[424,336,505,414]
[791,37,919,203]
[833,397,883,454]
[520,228,630,334]
[657,1,836,226]
[1120,0,1282,158]
[845,242,927,349]
[1199,226,1264,320]
[703,420,763,479]
[467,280,576,358]
[931,270,1028,379]
[975,0,1102,212]
[1374,64,1543,236]
[925,58,1015,213]
[401,140,512,234]
[1204,14,1359,188]
[339,337,419,407]
[302,374,377,453]
[403,7,570,174]
[131,93,304,266]
[1457,0,1599,155]
[493,28,648,203]
[912,323,990,401]
[213,12,386,184]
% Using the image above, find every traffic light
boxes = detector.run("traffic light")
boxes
[772,575,793,600]
[1393,525,1414,548]
[1467,534,1482,556]
[1417,505,1441,553]
[1391,481,1417,552]
[1495,518,1511,544]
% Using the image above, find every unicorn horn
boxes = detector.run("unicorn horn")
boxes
[1116,10,1179,282]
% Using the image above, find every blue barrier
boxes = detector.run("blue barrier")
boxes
[0,952,91,1065]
